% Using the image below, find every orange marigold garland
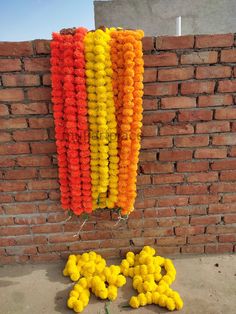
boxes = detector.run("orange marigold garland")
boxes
[74,28,93,214]
[51,32,71,210]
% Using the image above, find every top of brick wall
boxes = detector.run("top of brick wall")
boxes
[0,33,235,56]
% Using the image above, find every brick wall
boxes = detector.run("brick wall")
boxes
[0,33,236,264]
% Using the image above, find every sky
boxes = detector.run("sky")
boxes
[0,0,95,41]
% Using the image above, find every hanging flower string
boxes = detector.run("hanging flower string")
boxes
[51,27,144,216]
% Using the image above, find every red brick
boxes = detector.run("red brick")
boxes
[0,118,28,129]
[49,191,60,201]
[144,186,175,197]
[143,99,157,110]
[47,212,67,223]
[135,199,155,209]
[224,214,236,222]
[187,172,218,183]
[176,226,205,236]
[34,39,51,54]
[0,217,14,225]
[160,124,194,135]
[221,49,236,62]
[38,203,62,213]
[143,227,174,237]
[195,148,227,159]
[212,134,236,145]
[161,96,196,109]
[0,194,14,203]
[195,34,233,48]
[144,83,178,96]
[181,245,204,254]
[198,94,233,107]
[159,150,192,161]
[218,80,236,93]
[181,51,218,64]
[0,42,33,56]
[0,88,24,101]
[32,224,62,234]
[220,170,236,181]
[4,169,37,180]
[0,238,17,246]
[24,57,50,71]
[219,234,236,243]
[156,236,186,246]
[232,122,236,131]
[177,161,209,172]
[30,254,61,263]
[158,216,189,227]
[0,256,29,264]
[139,151,157,162]
[158,196,188,207]
[196,66,231,79]
[13,129,48,141]
[141,137,172,149]
[210,183,236,194]
[27,87,51,101]
[143,111,175,124]
[207,225,236,234]
[176,184,208,195]
[37,244,68,253]
[153,174,184,184]
[158,67,194,81]
[178,109,212,122]
[0,157,15,167]
[0,226,30,236]
[189,195,220,205]
[11,102,48,115]
[141,162,174,174]
[17,156,51,166]
[191,215,221,226]
[156,35,194,49]
[181,81,215,95]
[215,108,236,120]
[39,168,58,178]
[143,53,178,67]
[143,69,157,82]
[175,135,209,147]
[28,179,59,190]
[15,192,48,202]
[223,195,236,204]
[176,206,207,216]
[2,74,40,87]
[0,58,22,71]
[205,244,233,254]
[142,125,157,137]
[229,147,236,157]
[213,160,236,172]
[3,203,37,214]
[137,175,151,185]
[43,73,51,86]
[15,216,46,225]
[30,142,56,154]
[0,143,30,155]
[196,121,230,133]
[0,104,9,116]
[158,208,176,218]
[188,234,216,244]
[0,132,12,142]
[28,117,54,128]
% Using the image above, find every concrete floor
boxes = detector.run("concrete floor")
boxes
[0,255,235,314]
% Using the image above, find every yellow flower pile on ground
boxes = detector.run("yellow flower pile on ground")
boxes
[63,252,126,313]
[120,246,184,311]
[63,247,183,313]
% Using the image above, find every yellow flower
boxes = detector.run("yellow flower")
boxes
[67,297,77,309]
[145,291,153,305]
[116,275,126,287]
[158,294,168,307]
[137,292,147,306]
[107,285,118,301]
[152,291,160,305]
[129,296,140,308]
[73,300,84,313]
[166,297,176,311]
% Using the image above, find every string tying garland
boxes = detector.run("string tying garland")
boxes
[51,27,144,217]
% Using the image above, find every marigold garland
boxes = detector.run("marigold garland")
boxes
[51,27,144,216]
